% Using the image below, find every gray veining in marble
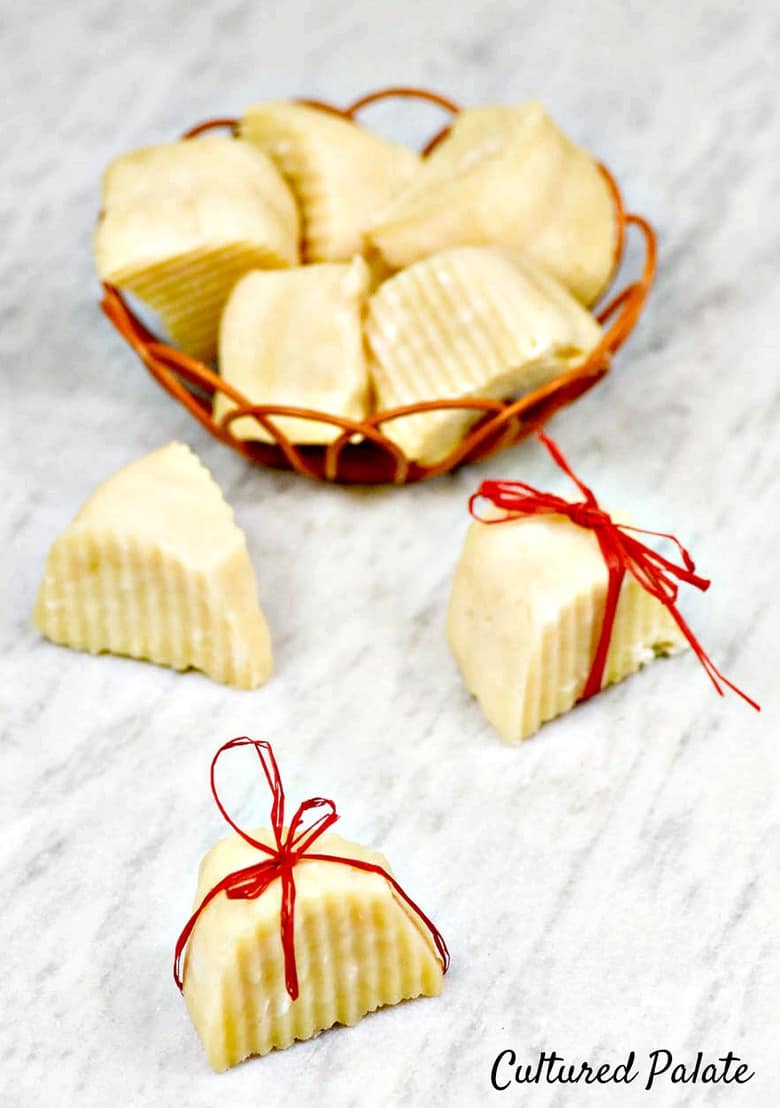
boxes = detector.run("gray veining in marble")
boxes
[2,1,779,1105]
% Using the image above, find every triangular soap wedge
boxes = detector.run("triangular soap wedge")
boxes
[33,443,273,689]
[239,102,420,262]
[214,256,371,444]
[447,512,687,742]
[94,138,300,361]
[365,246,602,465]
[183,829,444,1069]
[367,103,616,305]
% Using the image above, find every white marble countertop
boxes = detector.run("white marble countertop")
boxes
[3,2,778,1105]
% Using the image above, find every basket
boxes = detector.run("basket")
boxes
[100,86,656,485]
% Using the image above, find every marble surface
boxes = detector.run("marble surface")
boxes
[2,2,779,1105]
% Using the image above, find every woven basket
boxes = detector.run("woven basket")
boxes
[101,86,656,485]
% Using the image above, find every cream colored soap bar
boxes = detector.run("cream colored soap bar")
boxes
[367,102,615,305]
[214,256,371,444]
[33,443,272,689]
[94,138,300,361]
[183,830,443,1070]
[239,102,420,262]
[448,513,687,742]
[365,246,602,465]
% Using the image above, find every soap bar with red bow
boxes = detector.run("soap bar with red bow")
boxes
[175,739,448,1071]
[447,432,757,743]
[448,503,686,742]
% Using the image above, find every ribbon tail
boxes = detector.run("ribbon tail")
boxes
[619,523,702,580]
[380,870,452,975]
[666,606,761,711]
[173,881,227,991]
[279,866,300,1001]
[621,531,710,593]
[307,854,450,975]
[537,430,598,504]
[581,546,625,701]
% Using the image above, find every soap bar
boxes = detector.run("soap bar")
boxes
[239,102,420,262]
[33,443,272,689]
[183,829,444,1070]
[447,512,687,742]
[214,256,371,444]
[365,246,602,465]
[94,138,300,360]
[367,103,615,305]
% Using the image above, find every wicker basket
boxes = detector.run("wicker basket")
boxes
[101,86,656,485]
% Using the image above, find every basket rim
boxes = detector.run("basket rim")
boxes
[99,85,657,485]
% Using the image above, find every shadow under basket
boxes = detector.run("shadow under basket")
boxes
[100,86,657,486]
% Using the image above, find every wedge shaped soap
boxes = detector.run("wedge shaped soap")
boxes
[214,256,371,444]
[33,443,272,689]
[448,513,687,742]
[365,246,602,465]
[94,138,300,360]
[367,103,616,305]
[240,102,420,262]
[183,829,444,1069]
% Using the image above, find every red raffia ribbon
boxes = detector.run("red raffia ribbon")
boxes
[469,431,759,711]
[174,737,450,998]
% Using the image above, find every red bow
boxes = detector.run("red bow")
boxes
[174,737,450,998]
[469,432,759,711]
